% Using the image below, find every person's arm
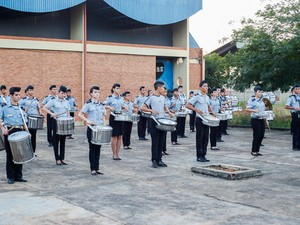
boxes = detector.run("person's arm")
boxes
[42,101,56,118]
[245,99,259,113]
[0,109,8,135]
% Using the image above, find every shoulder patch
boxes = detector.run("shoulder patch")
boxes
[86,99,92,104]
[51,96,55,99]
[1,103,6,107]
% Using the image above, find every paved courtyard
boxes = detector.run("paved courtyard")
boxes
[0,124,299,225]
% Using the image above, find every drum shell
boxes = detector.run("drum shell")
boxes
[155,118,177,132]
[225,110,233,120]
[176,112,187,118]
[91,126,112,145]
[231,96,239,107]
[56,117,75,135]
[114,114,132,122]
[28,115,44,130]
[8,131,34,164]
[217,113,227,121]
[200,114,220,127]
[141,111,152,118]
[131,114,140,122]
[0,129,5,151]
[264,111,275,120]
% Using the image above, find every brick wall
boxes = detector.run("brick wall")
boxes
[86,53,156,102]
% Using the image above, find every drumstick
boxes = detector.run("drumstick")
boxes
[51,111,67,118]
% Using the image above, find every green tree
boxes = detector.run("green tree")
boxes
[230,0,300,92]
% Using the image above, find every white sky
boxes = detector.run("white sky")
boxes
[189,0,278,53]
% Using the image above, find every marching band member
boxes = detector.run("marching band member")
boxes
[134,86,148,141]
[65,89,77,139]
[104,83,128,160]
[162,87,170,155]
[178,85,188,138]
[0,87,28,184]
[0,85,10,106]
[78,86,106,175]
[169,88,181,145]
[19,85,42,155]
[122,91,134,150]
[42,85,57,147]
[246,86,265,156]
[209,88,221,150]
[285,84,300,151]
[218,88,230,139]
[186,80,215,162]
[189,91,196,132]
[42,86,70,165]
[141,81,173,168]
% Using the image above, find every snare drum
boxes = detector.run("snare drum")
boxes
[0,129,5,151]
[113,113,132,122]
[175,111,188,118]
[217,113,227,121]
[28,115,44,130]
[265,110,275,121]
[8,131,34,164]
[141,111,152,118]
[198,114,220,127]
[56,116,75,135]
[155,118,177,132]
[90,125,113,145]
[131,114,140,122]
[225,110,233,120]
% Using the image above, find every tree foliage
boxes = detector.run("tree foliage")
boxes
[205,0,300,92]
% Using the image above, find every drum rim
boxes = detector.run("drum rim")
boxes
[8,131,30,141]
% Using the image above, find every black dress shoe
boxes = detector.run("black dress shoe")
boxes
[143,138,148,141]
[152,161,158,168]
[15,178,27,182]
[203,157,210,162]
[48,143,53,147]
[113,157,119,160]
[256,153,263,156]
[163,151,170,155]
[251,152,259,156]
[180,135,188,138]
[56,160,62,165]
[60,160,68,165]
[217,139,224,142]
[7,179,14,184]
[91,171,97,176]
[222,133,229,135]
[260,144,264,146]
[96,171,104,175]
[197,157,206,162]
[157,161,167,167]
[293,148,300,151]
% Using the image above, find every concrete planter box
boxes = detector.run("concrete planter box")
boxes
[191,164,262,180]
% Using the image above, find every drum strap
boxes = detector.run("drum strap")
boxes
[19,106,29,132]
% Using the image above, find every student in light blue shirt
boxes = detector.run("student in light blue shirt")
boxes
[78,86,106,175]
[246,86,266,156]
[122,91,134,150]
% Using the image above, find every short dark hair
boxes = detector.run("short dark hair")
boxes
[49,85,56,90]
[154,81,164,90]
[291,84,299,92]
[178,85,183,89]
[123,91,130,96]
[58,85,67,93]
[173,88,178,92]
[254,85,263,93]
[210,88,217,93]
[199,80,208,87]
[9,87,21,95]
[216,86,222,89]
[220,88,225,93]
[189,91,194,94]
[90,86,100,94]
[139,86,145,91]
[112,83,121,89]
[25,85,34,93]
[0,85,7,90]
[67,89,71,92]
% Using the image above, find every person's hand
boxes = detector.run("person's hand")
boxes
[196,109,203,115]
[110,107,115,112]
[51,113,57,118]
[255,109,260,113]
[87,120,94,125]
[1,127,8,135]
[152,110,159,115]
[294,107,299,111]
[123,107,129,112]
[169,113,175,118]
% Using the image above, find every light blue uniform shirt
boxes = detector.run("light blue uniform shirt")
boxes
[285,95,300,113]
[0,95,10,106]
[1,104,27,126]
[123,101,134,116]
[144,95,166,118]
[42,95,57,112]
[104,94,125,114]
[81,99,106,125]
[165,97,171,109]
[247,96,265,119]
[65,96,77,110]
[19,97,40,116]
[170,96,183,112]
[45,98,70,118]
[188,93,210,116]
[134,95,148,108]
[179,93,187,105]
[210,98,220,113]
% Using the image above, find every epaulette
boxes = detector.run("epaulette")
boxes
[108,95,112,98]
[36,98,39,101]
[289,94,295,98]
[86,99,92,104]
[1,103,6,107]
[51,96,56,99]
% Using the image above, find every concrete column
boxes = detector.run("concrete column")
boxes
[173,19,189,94]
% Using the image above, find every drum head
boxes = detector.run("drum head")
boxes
[8,131,30,142]
[204,115,220,121]
[94,126,113,131]
[57,116,73,121]
[157,118,177,126]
